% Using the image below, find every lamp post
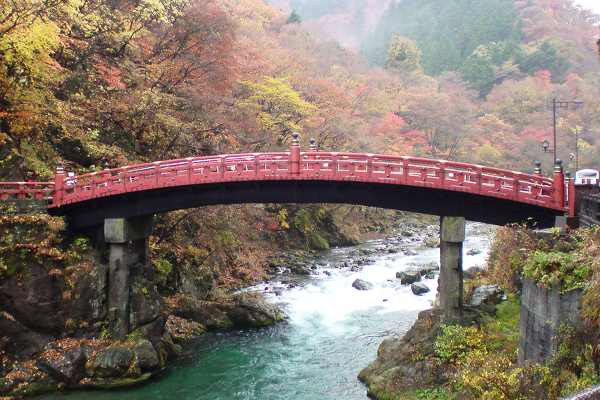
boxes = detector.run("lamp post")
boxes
[552,98,583,164]
[541,139,551,153]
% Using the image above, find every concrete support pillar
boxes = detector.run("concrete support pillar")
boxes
[439,216,465,318]
[104,216,153,340]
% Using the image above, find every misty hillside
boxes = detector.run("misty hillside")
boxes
[263,0,393,48]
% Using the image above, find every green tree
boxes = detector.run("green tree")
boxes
[385,35,422,71]
[286,10,302,24]
[517,39,571,81]
[239,76,316,147]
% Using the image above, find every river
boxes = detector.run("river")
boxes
[37,222,493,400]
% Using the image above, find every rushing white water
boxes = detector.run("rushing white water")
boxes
[35,222,494,400]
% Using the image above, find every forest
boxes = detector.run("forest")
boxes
[0,0,599,185]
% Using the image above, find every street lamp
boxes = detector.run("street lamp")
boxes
[552,98,583,164]
[541,139,551,153]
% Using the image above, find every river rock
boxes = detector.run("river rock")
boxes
[417,262,439,276]
[396,268,421,285]
[86,346,136,378]
[420,225,440,248]
[165,315,205,341]
[0,311,52,360]
[470,284,505,307]
[411,282,430,295]
[422,235,440,248]
[352,279,374,290]
[0,361,57,397]
[36,339,88,384]
[464,266,486,280]
[289,262,312,275]
[220,292,287,327]
[400,229,415,237]
[358,309,446,393]
[466,248,482,255]
[166,295,232,330]
[404,249,418,256]
[132,340,159,371]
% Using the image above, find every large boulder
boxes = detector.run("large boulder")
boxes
[0,311,53,360]
[132,340,159,371]
[289,263,312,275]
[397,268,421,285]
[36,339,88,384]
[469,284,505,307]
[64,262,108,332]
[167,293,286,329]
[417,262,439,276]
[164,315,205,341]
[220,292,287,327]
[166,295,232,330]
[0,261,64,331]
[86,346,136,378]
[411,282,430,295]
[352,279,374,290]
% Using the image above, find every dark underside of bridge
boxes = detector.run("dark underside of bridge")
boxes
[49,180,563,229]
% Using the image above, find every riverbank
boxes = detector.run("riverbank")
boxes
[28,220,496,400]
[0,205,439,398]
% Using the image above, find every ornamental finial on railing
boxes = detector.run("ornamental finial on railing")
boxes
[534,161,542,176]
[554,159,563,174]
[56,161,64,174]
[309,138,317,151]
[292,132,299,146]
[102,161,110,170]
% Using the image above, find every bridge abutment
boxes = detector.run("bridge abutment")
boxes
[104,216,153,340]
[439,216,465,317]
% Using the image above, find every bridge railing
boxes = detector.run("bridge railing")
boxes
[54,153,293,205]
[41,149,563,212]
[0,182,55,201]
[300,152,557,208]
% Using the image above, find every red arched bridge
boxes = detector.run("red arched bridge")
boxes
[0,136,575,228]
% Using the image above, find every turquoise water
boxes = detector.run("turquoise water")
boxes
[36,224,492,400]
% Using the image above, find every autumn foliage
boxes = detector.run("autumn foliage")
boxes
[0,0,599,181]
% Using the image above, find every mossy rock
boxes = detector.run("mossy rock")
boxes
[308,233,329,250]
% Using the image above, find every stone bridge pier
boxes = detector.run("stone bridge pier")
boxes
[103,216,154,340]
[439,216,465,317]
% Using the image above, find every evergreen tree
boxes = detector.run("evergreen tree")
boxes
[286,10,303,24]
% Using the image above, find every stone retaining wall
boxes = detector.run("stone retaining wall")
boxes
[518,278,583,365]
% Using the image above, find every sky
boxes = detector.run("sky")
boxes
[574,0,600,15]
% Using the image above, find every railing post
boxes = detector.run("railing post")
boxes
[566,172,577,217]
[552,159,565,208]
[289,132,301,176]
[53,161,64,206]
[512,173,520,199]
[438,161,446,187]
